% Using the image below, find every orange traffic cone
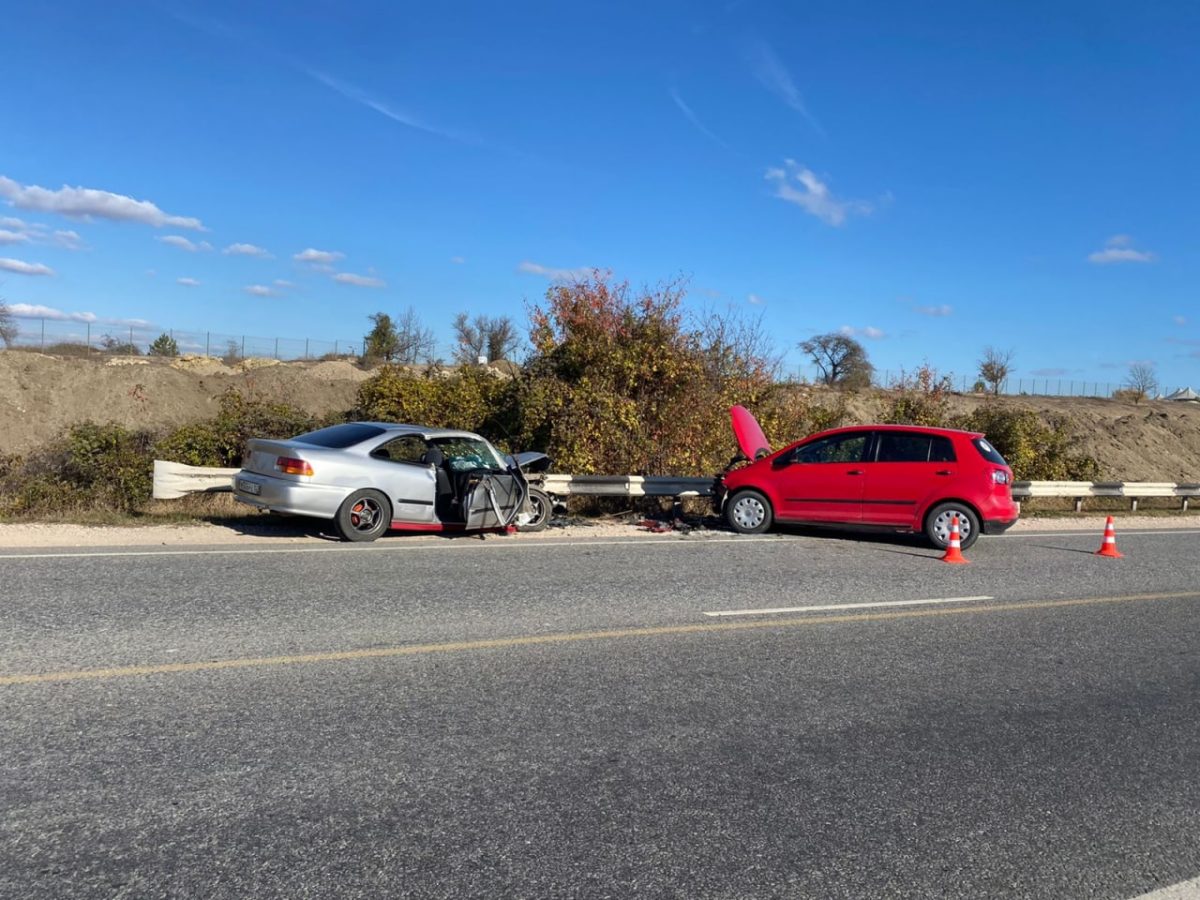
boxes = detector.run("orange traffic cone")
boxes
[941,515,969,564]
[1095,516,1123,558]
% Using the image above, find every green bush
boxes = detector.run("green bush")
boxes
[155,389,320,468]
[885,365,954,427]
[955,405,1101,481]
[355,365,518,447]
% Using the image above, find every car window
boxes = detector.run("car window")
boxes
[794,433,868,464]
[293,423,387,448]
[874,433,958,463]
[432,437,506,471]
[972,437,1008,466]
[930,436,956,462]
[371,435,428,463]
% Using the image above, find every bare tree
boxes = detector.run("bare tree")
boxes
[0,298,17,349]
[1125,362,1158,404]
[978,347,1016,395]
[799,332,873,388]
[452,313,520,364]
[393,307,438,365]
[697,306,783,383]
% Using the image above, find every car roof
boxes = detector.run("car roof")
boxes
[347,421,487,441]
[803,423,983,440]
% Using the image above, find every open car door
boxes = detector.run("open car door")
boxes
[463,471,524,529]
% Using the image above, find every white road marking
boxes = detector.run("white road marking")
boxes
[1128,875,1200,899]
[0,534,799,561]
[703,595,993,617]
[1004,529,1200,538]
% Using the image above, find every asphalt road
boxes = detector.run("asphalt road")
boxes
[2,526,1199,898]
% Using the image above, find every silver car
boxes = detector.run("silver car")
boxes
[232,422,551,541]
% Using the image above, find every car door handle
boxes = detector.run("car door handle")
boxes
[846,469,864,476]
[935,470,954,476]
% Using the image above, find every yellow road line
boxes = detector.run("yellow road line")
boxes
[2,590,1197,687]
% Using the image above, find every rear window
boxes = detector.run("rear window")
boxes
[875,432,957,463]
[972,437,1008,466]
[293,424,387,448]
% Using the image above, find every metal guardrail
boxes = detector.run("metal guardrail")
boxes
[152,461,1199,510]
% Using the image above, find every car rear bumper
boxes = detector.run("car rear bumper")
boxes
[232,472,349,519]
[982,516,1019,534]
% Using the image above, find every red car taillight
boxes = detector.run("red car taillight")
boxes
[276,457,314,476]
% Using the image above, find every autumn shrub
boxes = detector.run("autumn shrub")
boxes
[954,404,1101,481]
[0,423,156,515]
[515,274,824,474]
[885,365,954,427]
[354,365,519,449]
[155,389,319,467]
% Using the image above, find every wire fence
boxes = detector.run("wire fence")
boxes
[875,370,1190,401]
[3,317,363,362]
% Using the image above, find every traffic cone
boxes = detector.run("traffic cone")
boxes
[941,515,969,564]
[1095,516,1123,558]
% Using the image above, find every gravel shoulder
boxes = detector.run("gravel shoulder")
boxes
[0,513,1196,550]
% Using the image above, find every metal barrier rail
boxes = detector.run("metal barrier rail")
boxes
[152,461,1200,510]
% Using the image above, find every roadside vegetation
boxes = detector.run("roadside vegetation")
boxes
[0,272,1119,521]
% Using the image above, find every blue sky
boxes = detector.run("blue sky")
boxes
[1,0,1197,388]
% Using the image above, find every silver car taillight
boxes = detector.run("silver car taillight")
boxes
[992,470,1010,485]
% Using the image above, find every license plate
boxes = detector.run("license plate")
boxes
[237,479,261,495]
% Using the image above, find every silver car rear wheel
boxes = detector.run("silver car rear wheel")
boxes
[335,489,391,542]
[726,490,773,535]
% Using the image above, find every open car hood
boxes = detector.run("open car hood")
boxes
[730,405,771,461]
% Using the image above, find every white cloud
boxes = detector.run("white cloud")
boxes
[518,260,594,282]
[177,277,201,287]
[766,161,872,226]
[52,229,84,250]
[1174,315,1188,326]
[839,325,885,340]
[8,303,95,322]
[294,247,345,265]
[223,242,271,258]
[0,257,54,276]
[450,256,466,264]
[669,87,730,149]
[307,70,470,143]
[0,175,204,230]
[1088,235,1156,264]
[333,272,386,288]
[747,293,764,305]
[243,284,278,297]
[158,235,212,252]
[273,279,295,288]
[0,229,29,244]
[744,39,824,135]
[915,304,953,317]
[0,216,27,229]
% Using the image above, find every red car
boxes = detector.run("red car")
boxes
[717,406,1019,549]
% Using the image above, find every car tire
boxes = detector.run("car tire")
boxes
[725,489,774,535]
[335,489,391,542]
[520,488,552,533]
[924,502,981,551]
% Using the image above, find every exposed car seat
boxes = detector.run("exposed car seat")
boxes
[421,446,457,520]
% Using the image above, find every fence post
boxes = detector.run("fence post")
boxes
[304,338,309,359]
[205,332,210,357]
[40,318,45,351]
[129,326,134,350]
[241,336,245,359]
[274,337,279,360]
[86,322,91,357]
[334,340,338,356]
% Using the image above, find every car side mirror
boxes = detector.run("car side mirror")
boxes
[771,454,795,469]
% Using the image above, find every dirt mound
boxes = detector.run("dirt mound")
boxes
[1,352,1197,479]
[0,352,364,455]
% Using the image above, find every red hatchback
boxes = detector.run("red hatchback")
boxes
[717,406,1019,549]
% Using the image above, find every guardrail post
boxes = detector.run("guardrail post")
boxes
[1074,497,1083,513]
[1131,498,1138,512]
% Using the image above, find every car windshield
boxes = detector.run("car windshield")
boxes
[432,436,506,471]
[293,423,388,448]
